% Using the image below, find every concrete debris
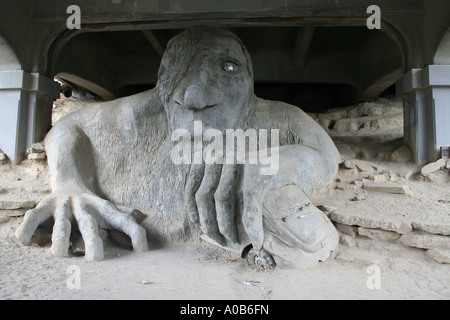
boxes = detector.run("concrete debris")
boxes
[340,160,355,169]
[354,161,374,173]
[420,159,446,176]
[411,221,450,236]
[366,173,390,183]
[363,181,413,197]
[350,194,367,201]
[26,143,45,154]
[0,151,7,163]
[0,199,37,210]
[28,153,46,160]
[316,205,337,216]
[334,222,358,238]
[339,233,357,247]
[389,145,412,163]
[399,231,450,250]
[0,209,27,217]
[329,210,412,234]
[426,248,450,264]
[394,167,414,180]
[26,142,46,161]
[358,227,401,241]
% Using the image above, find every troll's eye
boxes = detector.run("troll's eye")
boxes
[222,61,240,73]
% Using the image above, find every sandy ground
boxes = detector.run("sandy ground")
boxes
[0,214,449,300]
[1,157,449,300]
[0,97,449,300]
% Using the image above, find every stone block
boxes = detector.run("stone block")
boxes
[358,227,401,241]
[400,231,450,249]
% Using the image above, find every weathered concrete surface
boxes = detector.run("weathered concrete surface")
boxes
[329,210,413,234]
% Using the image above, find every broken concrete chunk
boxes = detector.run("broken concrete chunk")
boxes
[363,181,413,196]
[28,153,47,160]
[400,231,450,249]
[367,173,389,183]
[334,222,359,238]
[389,145,413,164]
[340,160,355,169]
[316,205,337,216]
[420,159,445,176]
[0,151,7,163]
[350,194,367,201]
[354,161,374,173]
[339,233,357,247]
[329,210,412,234]
[358,227,401,241]
[411,221,450,236]
[0,199,37,210]
[26,142,45,154]
[426,248,450,264]
[393,167,414,180]
[0,209,27,217]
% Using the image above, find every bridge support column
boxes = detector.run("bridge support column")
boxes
[0,70,60,164]
[397,65,450,164]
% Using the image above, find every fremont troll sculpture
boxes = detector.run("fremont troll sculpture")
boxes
[16,27,340,269]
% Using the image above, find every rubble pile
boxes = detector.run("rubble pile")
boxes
[318,155,450,265]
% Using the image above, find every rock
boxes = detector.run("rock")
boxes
[329,210,412,234]
[393,167,414,180]
[354,161,374,173]
[351,194,367,201]
[389,146,412,163]
[352,180,363,187]
[0,199,37,210]
[339,233,357,247]
[400,231,450,249]
[426,248,450,264]
[420,159,445,176]
[26,142,45,154]
[28,153,46,160]
[363,181,413,197]
[367,173,389,183]
[316,205,337,216]
[358,227,401,241]
[334,222,358,238]
[340,160,355,169]
[0,209,27,217]
[336,184,358,191]
[0,151,8,163]
[411,221,450,236]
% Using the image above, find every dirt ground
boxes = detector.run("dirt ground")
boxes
[0,96,449,300]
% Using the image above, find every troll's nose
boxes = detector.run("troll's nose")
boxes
[184,85,206,110]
